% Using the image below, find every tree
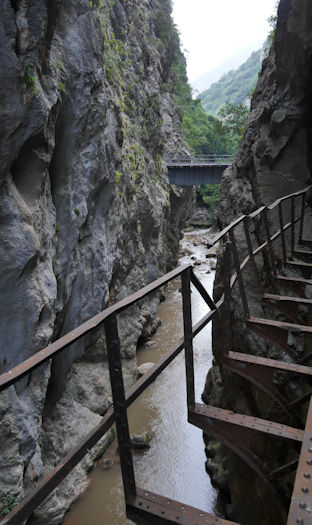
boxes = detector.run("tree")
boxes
[218,102,249,154]
[267,1,279,45]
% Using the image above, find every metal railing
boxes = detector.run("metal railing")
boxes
[1,184,311,524]
[208,185,312,314]
[194,184,312,523]
[166,154,234,166]
[0,265,219,525]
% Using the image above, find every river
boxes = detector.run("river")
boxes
[64,227,217,524]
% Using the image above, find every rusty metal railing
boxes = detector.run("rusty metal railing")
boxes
[208,185,312,311]
[1,184,312,525]
[0,265,222,525]
[192,184,312,523]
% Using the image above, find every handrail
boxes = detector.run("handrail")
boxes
[267,185,311,210]
[0,264,217,525]
[208,185,311,248]
[2,304,218,525]
[1,184,311,525]
[207,185,312,318]
[0,264,190,392]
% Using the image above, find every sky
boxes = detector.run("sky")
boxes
[172,0,277,85]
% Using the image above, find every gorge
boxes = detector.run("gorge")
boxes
[1,0,312,524]
[0,0,193,522]
[63,228,218,525]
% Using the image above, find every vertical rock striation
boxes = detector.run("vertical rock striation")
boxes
[0,0,193,522]
[203,1,312,524]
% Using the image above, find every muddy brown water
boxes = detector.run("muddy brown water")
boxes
[64,228,217,525]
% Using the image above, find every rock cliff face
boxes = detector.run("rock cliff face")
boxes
[204,1,312,524]
[0,1,192,522]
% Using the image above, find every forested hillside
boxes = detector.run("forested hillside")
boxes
[171,38,250,208]
[197,49,262,116]
[170,39,229,155]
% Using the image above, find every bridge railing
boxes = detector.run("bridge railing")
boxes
[166,154,234,166]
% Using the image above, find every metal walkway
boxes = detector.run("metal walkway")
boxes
[166,155,233,185]
[0,185,312,525]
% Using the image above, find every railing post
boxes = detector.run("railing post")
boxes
[181,268,195,408]
[243,216,264,294]
[262,208,277,275]
[291,196,295,256]
[223,242,232,359]
[229,228,250,319]
[278,202,287,264]
[104,313,136,499]
[298,192,306,245]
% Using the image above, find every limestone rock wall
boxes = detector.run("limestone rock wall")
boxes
[0,1,192,522]
[204,1,312,523]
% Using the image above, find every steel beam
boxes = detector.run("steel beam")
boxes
[287,397,312,525]
[181,268,195,407]
[262,293,312,324]
[188,403,299,506]
[228,351,312,376]
[224,358,302,426]
[104,314,136,498]
[190,403,304,442]
[126,488,239,524]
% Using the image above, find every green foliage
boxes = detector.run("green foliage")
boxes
[55,222,60,233]
[198,184,220,208]
[32,87,41,97]
[198,50,262,116]
[0,491,17,517]
[74,208,80,216]
[89,0,104,8]
[99,6,130,87]
[154,2,176,51]
[124,143,145,183]
[266,1,279,50]
[104,41,126,85]
[166,23,229,155]
[115,171,123,185]
[59,82,66,92]
[197,103,249,207]
[25,72,35,87]
[218,102,249,154]
[24,63,40,96]
[181,105,229,155]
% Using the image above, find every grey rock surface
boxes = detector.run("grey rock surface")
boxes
[137,362,155,377]
[0,0,193,521]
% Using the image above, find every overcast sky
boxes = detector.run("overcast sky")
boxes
[172,0,277,83]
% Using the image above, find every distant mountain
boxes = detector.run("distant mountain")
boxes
[197,49,263,116]
[191,44,261,94]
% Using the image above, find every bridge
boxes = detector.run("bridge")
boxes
[1,186,312,524]
[166,155,233,185]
